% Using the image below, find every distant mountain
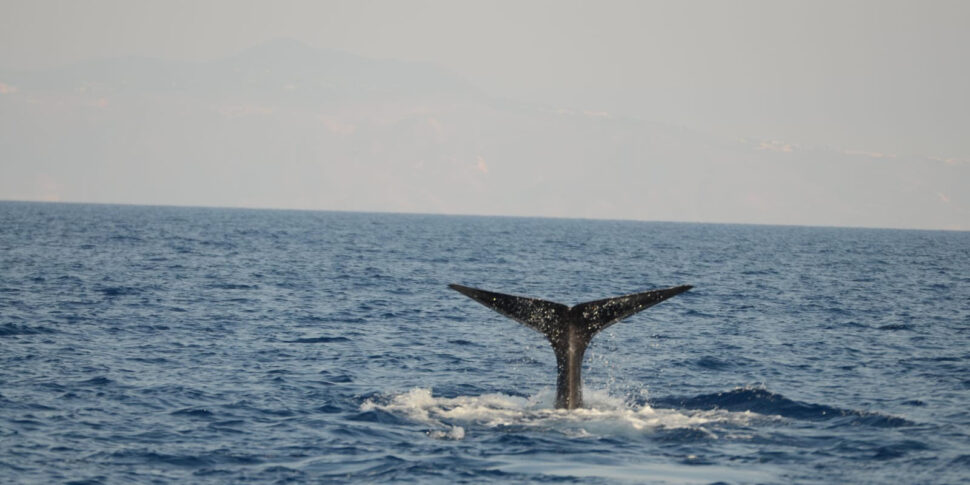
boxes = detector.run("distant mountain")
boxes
[0,37,478,102]
[0,39,966,230]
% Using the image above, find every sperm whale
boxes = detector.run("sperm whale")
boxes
[449,284,692,409]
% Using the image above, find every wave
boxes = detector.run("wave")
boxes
[651,386,914,427]
[0,323,58,336]
[286,336,349,344]
[98,285,144,297]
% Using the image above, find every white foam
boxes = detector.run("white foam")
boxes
[361,387,758,440]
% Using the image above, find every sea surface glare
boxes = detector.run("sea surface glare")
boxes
[1,202,969,484]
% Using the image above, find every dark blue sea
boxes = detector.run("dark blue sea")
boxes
[1,201,968,484]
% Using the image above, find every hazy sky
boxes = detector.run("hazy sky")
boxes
[3,0,968,158]
[1,1,968,229]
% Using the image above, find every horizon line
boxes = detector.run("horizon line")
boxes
[2,198,966,234]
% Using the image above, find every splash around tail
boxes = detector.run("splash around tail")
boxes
[361,387,752,440]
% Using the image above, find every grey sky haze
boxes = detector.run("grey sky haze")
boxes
[3,1,967,155]
[1,1,968,229]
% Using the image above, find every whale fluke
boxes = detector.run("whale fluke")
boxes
[449,283,692,409]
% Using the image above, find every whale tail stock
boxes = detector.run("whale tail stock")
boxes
[448,283,692,410]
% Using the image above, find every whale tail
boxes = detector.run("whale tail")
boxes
[448,283,692,409]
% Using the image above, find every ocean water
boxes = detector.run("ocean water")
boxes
[1,201,968,484]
